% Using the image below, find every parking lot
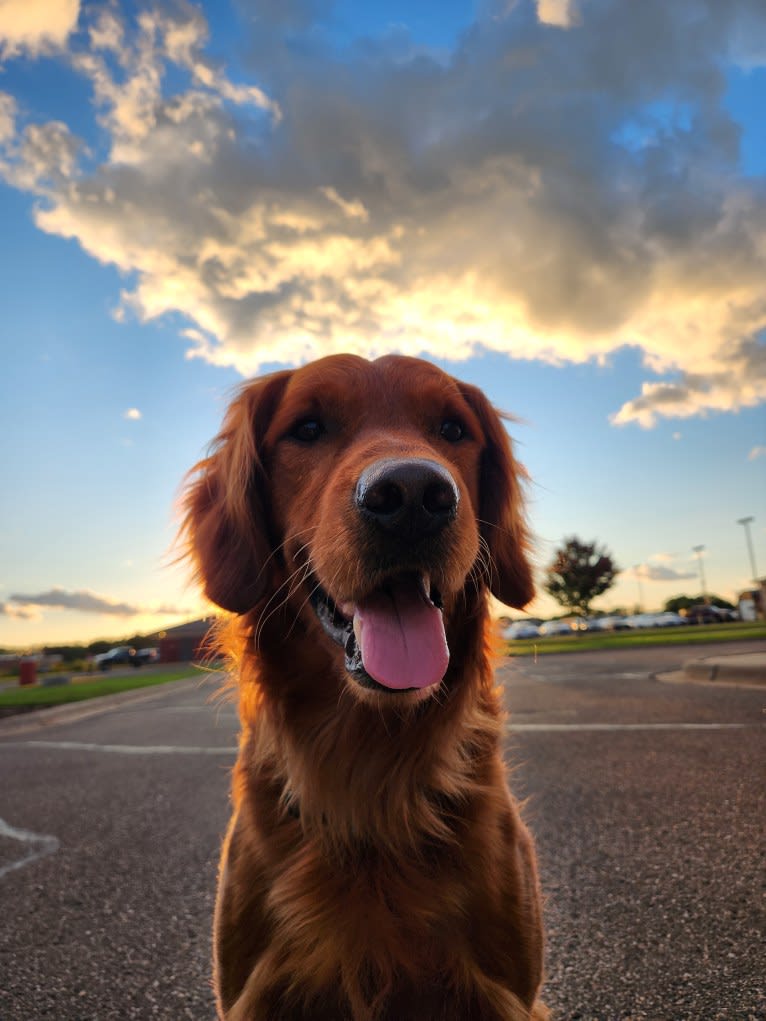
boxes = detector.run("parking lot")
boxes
[0,640,763,1020]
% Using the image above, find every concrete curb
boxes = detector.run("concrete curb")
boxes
[0,671,224,737]
[656,652,765,689]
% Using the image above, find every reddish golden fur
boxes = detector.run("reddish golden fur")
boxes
[182,354,548,1020]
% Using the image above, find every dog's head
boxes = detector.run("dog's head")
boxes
[182,355,533,704]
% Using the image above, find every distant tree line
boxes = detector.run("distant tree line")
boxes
[50,635,159,661]
[663,594,735,612]
[0,635,160,662]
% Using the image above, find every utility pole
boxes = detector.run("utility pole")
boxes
[736,516,758,582]
[692,545,707,604]
[633,565,644,612]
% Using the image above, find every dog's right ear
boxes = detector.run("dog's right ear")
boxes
[457,381,535,611]
[180,371,291,615]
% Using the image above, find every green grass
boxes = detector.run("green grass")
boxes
[506,620,766,656]
[0,668,209,708]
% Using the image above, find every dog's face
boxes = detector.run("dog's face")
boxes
[184,354,532,705]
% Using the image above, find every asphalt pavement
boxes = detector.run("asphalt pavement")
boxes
[0,640,763,1021]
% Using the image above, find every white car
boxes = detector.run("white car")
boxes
[579,617,608,631]
[652,612,688,627]
[625,612,688,629]
[625,613,659,628]
[538,620,575,637]
[503,621,541,640]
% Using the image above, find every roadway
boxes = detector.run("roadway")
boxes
[0,640,763,1020]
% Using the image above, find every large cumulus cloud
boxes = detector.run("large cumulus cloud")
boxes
[0,0,81,58]
[1,0,765,424]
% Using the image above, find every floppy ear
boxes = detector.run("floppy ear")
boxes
[181,371,291,614]
[458,382,535,610]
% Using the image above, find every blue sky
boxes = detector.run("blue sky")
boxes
[0,0,764,646]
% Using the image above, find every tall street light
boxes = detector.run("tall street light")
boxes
[737,516,758,583]
[692,545,707,604]
[633,565,645,612]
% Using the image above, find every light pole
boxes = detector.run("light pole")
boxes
[633,565,644,612]
[692,545,707,604]
[736,516,758,583]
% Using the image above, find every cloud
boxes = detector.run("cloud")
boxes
[536,0,581,30]
[0,0,765,424]
[123,407,142,420]
[0,0,80,59]
[748,445,766,460]
[634,563,698,582]
[0,93,15,143]
[0,600,37,620]
[7,587,187,617]
[611,340,766,428]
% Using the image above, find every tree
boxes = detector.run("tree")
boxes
[544,536,619,617]
[664,594,734,613]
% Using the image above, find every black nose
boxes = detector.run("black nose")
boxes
[355,458,459,539]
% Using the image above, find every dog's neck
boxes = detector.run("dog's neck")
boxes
[235,589,505,852]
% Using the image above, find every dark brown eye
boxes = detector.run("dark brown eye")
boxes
[291,419,324,443]
[440,419,464,443]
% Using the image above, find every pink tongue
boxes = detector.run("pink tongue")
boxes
[354,578,449,690]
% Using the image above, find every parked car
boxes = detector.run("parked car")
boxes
[686,604,738,624]
[652,612,688,627]
[538,620,575,637]
[609,616,633,630]
[625,613,662,629]
[93,646,136,670]
[503,621,541,640]
[588,615,629,631]
[133,647,159,667]
[624,611,689,629]
[584,616,613,631]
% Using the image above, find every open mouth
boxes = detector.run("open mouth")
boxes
[310,573,448,693]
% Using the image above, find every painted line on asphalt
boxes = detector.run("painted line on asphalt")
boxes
[2,740,237,755]
[146,705,237,713]
[508,722,752,731]
[1,724,755,758]
[0,816,60,880]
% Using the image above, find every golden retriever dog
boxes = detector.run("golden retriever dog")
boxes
[183,354,548,1020]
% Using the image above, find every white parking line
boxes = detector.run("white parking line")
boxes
[148,705,236,712]
[0,816,60,879]
[508,722,751,731]
[2,740,237,755]
[0,724,755,760]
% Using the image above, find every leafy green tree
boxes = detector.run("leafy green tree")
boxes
[87,640,112,655]
[544,536,619,617]
[664,594,734,613]
[43,644,89,664]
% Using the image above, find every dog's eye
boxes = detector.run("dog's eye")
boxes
[440,420,464,443]
[291,419,324,443]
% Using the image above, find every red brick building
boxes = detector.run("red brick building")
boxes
[153,618,216,664]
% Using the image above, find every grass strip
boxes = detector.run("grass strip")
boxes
[506,621,766,656]
[0,668,208,707]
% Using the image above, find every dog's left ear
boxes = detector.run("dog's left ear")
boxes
[458,382,535,610]
[180,371,291,614]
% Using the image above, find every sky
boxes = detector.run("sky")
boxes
[0,0,764,648]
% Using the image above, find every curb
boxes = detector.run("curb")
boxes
[655,652,765,689]
[0,671,225,737]
[682,653,765,684]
